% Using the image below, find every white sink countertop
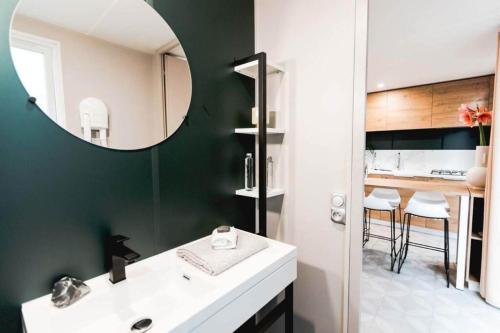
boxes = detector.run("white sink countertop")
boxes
[22,232,297,333]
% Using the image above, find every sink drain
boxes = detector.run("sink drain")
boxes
[131,318,153,333]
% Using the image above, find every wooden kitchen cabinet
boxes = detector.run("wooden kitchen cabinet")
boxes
[432,76,490,128]
[386,86,433,130]
[366,92,387,131]
[366,75,495,132]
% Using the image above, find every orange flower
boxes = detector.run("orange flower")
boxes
[477,110,492,124]
[458,108,474,127]
[458,104,492,146]
[458,104,473,114]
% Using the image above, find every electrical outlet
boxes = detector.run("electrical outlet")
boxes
[331,207,346,224]
[331,192,346,224]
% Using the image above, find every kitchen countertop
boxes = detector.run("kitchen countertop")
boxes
[365,177,475,197]
[469,187,486,198]
[368,169,466,181]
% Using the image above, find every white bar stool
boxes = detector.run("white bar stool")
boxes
[363,188,402,271]
[397,191,451,287]
[412,191,450,210]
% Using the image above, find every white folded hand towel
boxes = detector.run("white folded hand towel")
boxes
[176,229,268,276]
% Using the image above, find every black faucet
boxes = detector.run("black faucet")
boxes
[108,235,140,284]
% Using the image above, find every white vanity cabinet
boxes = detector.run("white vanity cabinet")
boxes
[22,235,297,333]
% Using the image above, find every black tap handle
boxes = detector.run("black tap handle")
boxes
[123,250,140,261]
[109,235,140,261]
[110,235,130,244]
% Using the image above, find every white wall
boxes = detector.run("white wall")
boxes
[367,0,500,92]
[255,0,359,331]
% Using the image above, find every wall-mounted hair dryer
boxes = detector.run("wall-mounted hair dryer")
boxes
[79,97,109,147]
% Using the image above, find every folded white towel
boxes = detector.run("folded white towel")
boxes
[211,226,238,250]
[176,229,269,276]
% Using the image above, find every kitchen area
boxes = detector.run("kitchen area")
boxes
[364,75,493,290]
[360,1,500,332]
[361,73,499,332]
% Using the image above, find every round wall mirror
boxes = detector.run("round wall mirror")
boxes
[10,0,192,150]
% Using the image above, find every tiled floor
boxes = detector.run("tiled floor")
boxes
[361,223,500,333]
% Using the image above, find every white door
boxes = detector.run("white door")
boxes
[254,0,368,332]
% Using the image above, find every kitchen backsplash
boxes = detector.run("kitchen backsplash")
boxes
[366,150,475,173]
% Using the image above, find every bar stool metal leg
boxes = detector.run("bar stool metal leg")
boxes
[367,209,372,242]
[398,205,403,233]
[444,219,450,288]
[390,210,397,271]
[398,205,404,258]
[398,213,411,273]
[405,213,411,262]
[363,208,368,247]
[363,208,373,246]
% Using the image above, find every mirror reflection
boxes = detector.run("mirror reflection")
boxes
[10,0,192,150]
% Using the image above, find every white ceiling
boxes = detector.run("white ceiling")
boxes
[15,0,180,55]
[367,0,500,93]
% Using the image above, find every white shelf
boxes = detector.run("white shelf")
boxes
[235,188,285,198]
[471,232,483,241]
[234,60,284,79]
[235,128,285,135]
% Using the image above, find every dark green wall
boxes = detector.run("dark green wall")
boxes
[0,1,255,331]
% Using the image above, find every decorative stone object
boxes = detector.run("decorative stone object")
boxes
[51,276,91,308]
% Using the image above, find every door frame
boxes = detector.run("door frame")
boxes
[343,0,368,332]
[10,30,67,127]
[481,32,500,306]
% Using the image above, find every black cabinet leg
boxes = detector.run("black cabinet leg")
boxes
[285,283,294,332]
[245,283,294,333]
[236,315,256,332]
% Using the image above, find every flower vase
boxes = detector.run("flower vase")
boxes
[466,146,489,188]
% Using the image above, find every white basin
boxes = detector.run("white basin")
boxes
[22,233,297,333]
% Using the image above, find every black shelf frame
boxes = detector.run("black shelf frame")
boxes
[234,52,268,237]
[234,53,293,333]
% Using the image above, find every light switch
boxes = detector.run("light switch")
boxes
[332,195,344,208]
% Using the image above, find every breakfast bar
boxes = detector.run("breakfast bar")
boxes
[365,177,483,290]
